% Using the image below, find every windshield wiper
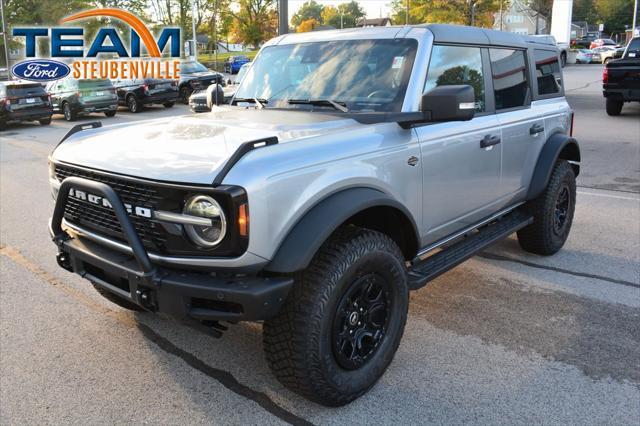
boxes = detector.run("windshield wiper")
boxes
[287,99,349,112]
[233,97,267,109]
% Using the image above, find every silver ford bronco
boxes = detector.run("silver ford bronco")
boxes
[49,25,580,406]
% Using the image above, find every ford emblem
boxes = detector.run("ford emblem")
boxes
[11,59,70,82]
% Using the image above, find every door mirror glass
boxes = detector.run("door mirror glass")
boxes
[421,85,476,122]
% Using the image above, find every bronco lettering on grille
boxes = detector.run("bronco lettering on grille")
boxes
[69,188,152,218]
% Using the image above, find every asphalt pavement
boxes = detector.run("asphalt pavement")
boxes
[1,65,639,425]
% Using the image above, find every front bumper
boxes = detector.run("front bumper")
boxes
[51,177,293,321]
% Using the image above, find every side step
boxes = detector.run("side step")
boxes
[408,209,533,290]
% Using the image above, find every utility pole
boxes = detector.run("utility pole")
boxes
[1,0,10,71]
[405,0,410,25]
[279,0,288,35]
[633,0,638,31]
[191,0,198,60]
[499,0,503,31]
[471,1,478,26]
[214,0,217,68]
[340,12,343,29]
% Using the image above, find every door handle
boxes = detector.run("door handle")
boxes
[480,135,501,149]
[530,124,545,135]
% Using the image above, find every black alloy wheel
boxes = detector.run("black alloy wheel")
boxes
[553,184,570,236]
[63,103,74,121]
[332,273,391,370]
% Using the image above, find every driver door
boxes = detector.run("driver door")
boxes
[415,45,503,244]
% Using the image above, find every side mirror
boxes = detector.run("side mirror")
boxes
[421,85,476,122]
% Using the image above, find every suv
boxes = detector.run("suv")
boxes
[112,78,179,112]
[46,78,118,121]
[48,25,579,406]
[224,55,251,74]
[178,61,225,104]
[0,81,53,130]
[603,37,640,115]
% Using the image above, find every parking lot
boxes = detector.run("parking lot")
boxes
[1,64,639,424]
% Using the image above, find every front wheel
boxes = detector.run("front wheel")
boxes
[126,95,141,113]
[263,226,409,406]
[104,110,117,117]
[517,160,576,255]
[179,86,192,104]
[39,117,52,125]
[163,101,175,108]
[606,98,623,116]
[62,102,75,121]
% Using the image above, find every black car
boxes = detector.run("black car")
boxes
[188,84,225,113]
[112,78,179,112]
[178,61,224,104]
[46,79,118,121]
[0,81,53,130]
[603,37,640,116]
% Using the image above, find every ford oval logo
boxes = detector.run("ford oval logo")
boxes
[11,59,70,82]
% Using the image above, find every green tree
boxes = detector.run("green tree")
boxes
[230,0,276,49]
[291,0,324,27]
[391,0,503,27]
[594,0,636,33]
[336,1,365,28]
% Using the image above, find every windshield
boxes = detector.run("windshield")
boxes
[234,39,417,112]
[181,62,208,73]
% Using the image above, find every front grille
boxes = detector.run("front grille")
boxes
[55,164,167,252]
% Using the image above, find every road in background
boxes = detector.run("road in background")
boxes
[1,65,639,425]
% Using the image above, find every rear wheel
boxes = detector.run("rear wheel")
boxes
[163,101,175,108]
[126,95,141,113]
[606,98,623,116]
[92,284,144,311]
[517,160,576,255]
[104,110,117,117]
[179,86,192,104]
[62,102,75,121]
[39,117,52,125]
[263,226,409,406]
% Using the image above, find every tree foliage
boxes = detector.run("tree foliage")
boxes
[293,0,364,31]
[390,0,503,27]
[297,18,319,32]
[229,0,277,49]
[291,0,324,27]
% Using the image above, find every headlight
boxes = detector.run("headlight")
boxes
[183,195,226,247]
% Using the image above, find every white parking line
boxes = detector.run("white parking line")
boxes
[577,191,639,201]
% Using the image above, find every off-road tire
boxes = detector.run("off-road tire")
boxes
[263,226,409,406]
[606,98,623,116]
[104,110,117,117]
[126,95,141,113]
[39,117,52,125]
[92,284,144,311]
[517,160,576,255]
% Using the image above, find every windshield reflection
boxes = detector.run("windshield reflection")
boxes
[234,39,417,112]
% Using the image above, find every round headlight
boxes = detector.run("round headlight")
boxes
[183,195,226,248]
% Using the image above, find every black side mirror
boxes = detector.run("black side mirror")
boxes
[421,85,476,122]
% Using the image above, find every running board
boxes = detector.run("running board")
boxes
[408,209,533,290]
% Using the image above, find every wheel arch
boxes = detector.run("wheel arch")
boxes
[265,187,420,273]
[526,132,580,200]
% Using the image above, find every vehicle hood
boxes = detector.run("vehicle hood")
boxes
[52,107,360,184]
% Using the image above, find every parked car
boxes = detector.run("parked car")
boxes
[189,83,225,113]
[530,35,568,66]
[589,38,617,50]
[0,81,53,130]
[224,62,250,101]
[46,79,118,121]
[576,49,602,64]
[572,35,597,49]
[613,44,627,59]
[178,61,225,104]
[603,37,640,115]
[223,55,250,74]
[48,25,579,406]
[593,46,617,64]
[112,78,178,112]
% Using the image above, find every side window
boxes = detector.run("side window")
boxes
[489,48,530,110]
[425,45,485,113]
[534,49,562,96]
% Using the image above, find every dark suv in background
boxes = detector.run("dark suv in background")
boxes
[0,81,53,130]
[178,61,224,104]
[112,78,178,112]
[46,79,118,121]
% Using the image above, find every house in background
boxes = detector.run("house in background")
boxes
[356,18,391,28]
[493,0,547,35]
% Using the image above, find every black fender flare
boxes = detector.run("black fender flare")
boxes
[265,187,420,273]
[527,132,580,200]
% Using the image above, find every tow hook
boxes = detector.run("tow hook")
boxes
[56,251,73,272]
[136,288,157,311]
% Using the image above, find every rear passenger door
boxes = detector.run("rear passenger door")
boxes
[489,48,544,199]
[415,45,503,243]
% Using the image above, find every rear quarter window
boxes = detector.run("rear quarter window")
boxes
[489,48,530,110]
[534,49,562,97]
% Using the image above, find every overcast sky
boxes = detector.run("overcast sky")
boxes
[287,0,394,20]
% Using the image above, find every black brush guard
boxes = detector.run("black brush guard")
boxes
[51,177,293,321]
